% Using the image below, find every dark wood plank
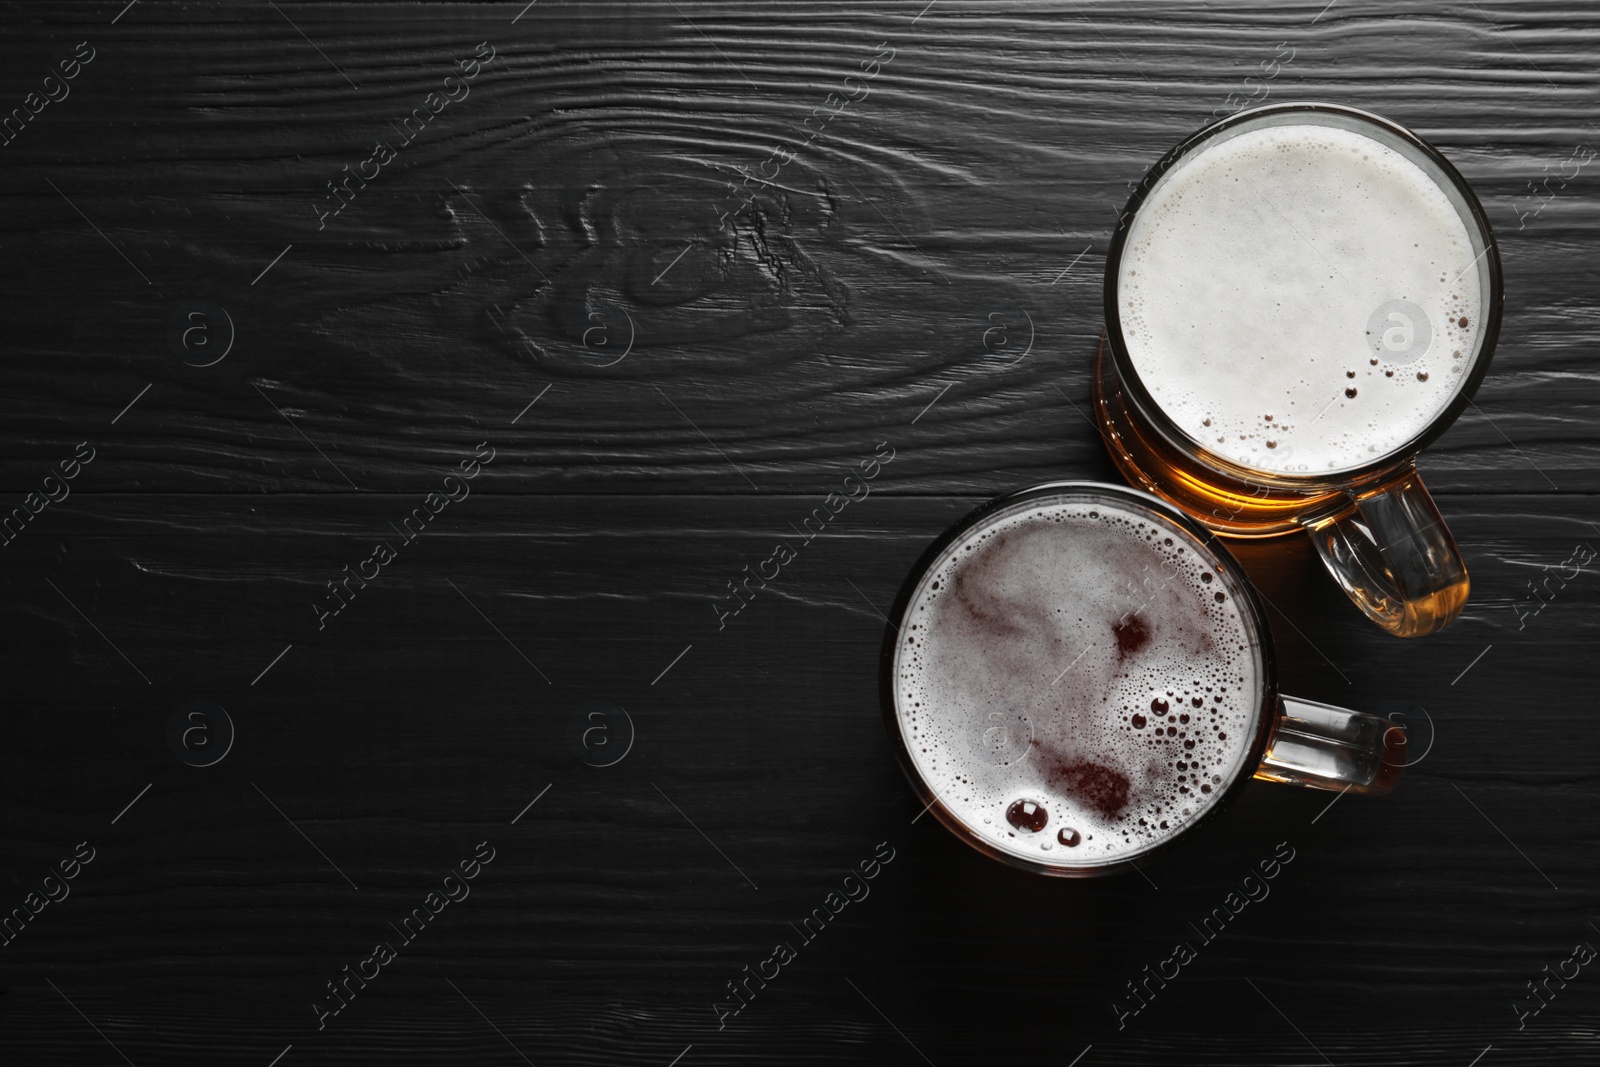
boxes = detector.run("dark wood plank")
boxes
[1,491,1598,1063]
[3,1,1599,1065]
[0,1,1596,495]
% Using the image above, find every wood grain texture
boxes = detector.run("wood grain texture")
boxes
[2,1,1599,1065]
[1,1,1598,495]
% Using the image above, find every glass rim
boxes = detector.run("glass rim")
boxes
[877,480,1280,877]
[1099,100,1505,486]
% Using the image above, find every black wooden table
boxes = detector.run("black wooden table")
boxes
[2,2,1597,1064]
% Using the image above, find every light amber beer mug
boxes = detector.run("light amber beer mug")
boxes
[1095,103,1503,637]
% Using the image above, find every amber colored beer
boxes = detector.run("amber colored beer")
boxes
[1094,342,1471,637]
[1093,340,1347,537]
[1093,104,1502,637]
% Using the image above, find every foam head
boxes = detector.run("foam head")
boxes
[1117,118,1488,475]
[892,490,1264,869]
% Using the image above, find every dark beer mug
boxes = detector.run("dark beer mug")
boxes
[882,482,1404,877]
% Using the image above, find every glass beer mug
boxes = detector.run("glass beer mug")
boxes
[880,481,1406,877]
[1094,102,1504,637]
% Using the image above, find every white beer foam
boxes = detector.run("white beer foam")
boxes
[1118,122,1486,474]
[894,495,1262,866]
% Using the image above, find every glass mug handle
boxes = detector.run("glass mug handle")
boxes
[1255,695,1405,795]
[1303,465,1469,638]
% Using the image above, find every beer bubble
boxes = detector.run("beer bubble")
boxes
[1345,387,1358,398]
[1006,799,1049,833]
[1058,827,1082,847]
